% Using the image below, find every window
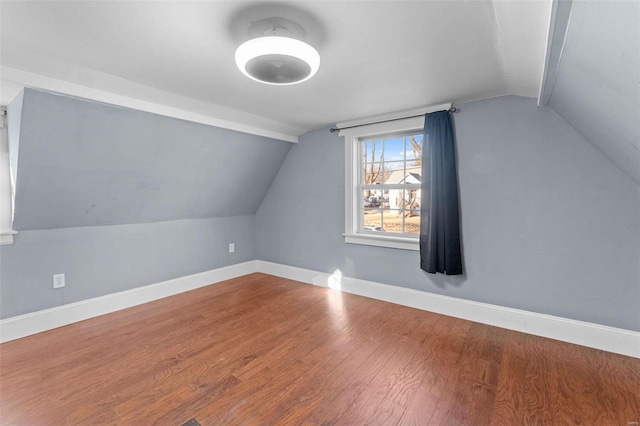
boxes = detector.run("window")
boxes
[342,115,427,251]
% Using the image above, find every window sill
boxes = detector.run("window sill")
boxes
[0,230,17,245]
[343,233,419,251]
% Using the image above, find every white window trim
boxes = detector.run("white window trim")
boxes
[340,103,450,251]
[0,107,16,245]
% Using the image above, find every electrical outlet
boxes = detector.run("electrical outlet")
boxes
[53,273,65,289]
[229,243,235,253]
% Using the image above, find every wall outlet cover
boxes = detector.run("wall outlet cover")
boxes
[53,273,65,289]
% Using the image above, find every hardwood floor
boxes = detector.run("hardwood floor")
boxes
[1,273,638,425]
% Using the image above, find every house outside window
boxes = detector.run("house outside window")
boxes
[360,133,424,235]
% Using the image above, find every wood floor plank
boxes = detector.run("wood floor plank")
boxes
[301,301,428,424]
[1,273,638,425]
[272,301,424,425]
[549,340,640,425]
[430,323,504,425]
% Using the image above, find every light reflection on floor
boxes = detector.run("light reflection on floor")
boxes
[326,269,347,331]
[328,268,342,291]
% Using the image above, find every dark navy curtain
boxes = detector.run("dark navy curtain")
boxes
[420,111,463,275]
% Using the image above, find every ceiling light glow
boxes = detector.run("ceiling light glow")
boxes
[235,36,320,85]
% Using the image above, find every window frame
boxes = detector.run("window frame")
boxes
[342,115,426,251]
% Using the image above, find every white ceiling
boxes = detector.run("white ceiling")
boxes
[0,1,552,140]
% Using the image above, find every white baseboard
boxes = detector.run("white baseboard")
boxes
[3,259,638,358]
[257,261,640,358]
[0,260,258,343]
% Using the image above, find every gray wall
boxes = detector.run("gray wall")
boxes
[256,96,640,331]
[549,0,640,186]
[12,89,292,230]
[0,216,255,318]
[1,89,292,319]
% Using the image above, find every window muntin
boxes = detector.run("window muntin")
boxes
[358,132,423,238]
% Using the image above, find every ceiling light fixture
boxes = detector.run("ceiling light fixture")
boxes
[235,26,320,85]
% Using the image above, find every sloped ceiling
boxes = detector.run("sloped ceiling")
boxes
[548,0,640,186]
[11,89,291,230]
[3,1,637,233]
[0,1,551,140]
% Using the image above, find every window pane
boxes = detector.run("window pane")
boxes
[404,187,421,234]
[406,135,423,167]
[362,139,384,185]
[405,216,420,235]
[363,139,383,163]
[388,188,404,210]
[363,208,383,232]
[363,189,382,206]
[362,162,384,184]
[404,166,422,184]
[363,190,382,231]
[383,209,402,233]
[383,137,406,162]
[405,135,423,183]
[383,161,405,184]
[381,189,390,209]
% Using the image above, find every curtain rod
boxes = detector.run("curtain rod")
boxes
[329,106,458,133]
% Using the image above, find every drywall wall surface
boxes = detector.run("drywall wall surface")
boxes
[0,215,255,318]
[256,96,640,331]
[549,0,640,186]
[12,89,291,230]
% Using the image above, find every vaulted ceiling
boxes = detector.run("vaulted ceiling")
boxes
[548,0,640,186]
[1,1,551,139]
[1,1,638,186]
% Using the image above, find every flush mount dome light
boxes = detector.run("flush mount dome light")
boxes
[235,36,320,85]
